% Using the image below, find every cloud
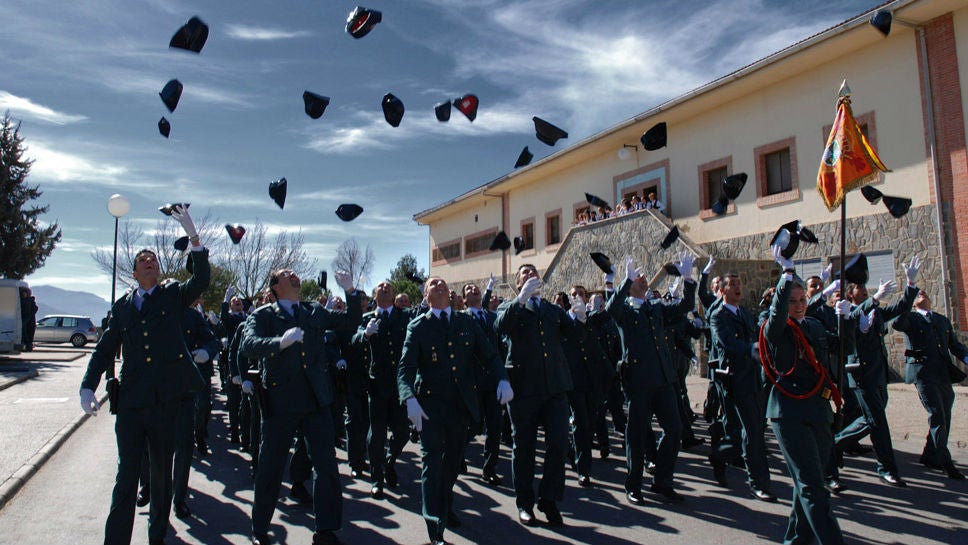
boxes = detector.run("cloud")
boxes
[27,140,129,185]
[0,91,87,125]
[225,24,312,41]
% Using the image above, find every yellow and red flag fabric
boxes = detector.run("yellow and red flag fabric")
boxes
[817,97,889,211]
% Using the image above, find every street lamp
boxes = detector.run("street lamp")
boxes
[107,194,130,305]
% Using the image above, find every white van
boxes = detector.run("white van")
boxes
[0,278,27,354]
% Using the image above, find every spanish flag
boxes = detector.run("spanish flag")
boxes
[817,95,889,212]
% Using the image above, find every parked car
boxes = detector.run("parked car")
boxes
[34,315,99,347]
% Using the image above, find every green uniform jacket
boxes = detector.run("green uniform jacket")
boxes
[398,310,507,422]
[182,307,221,378]
[353,307,417,399]
[81,249,211,408]
[240,292,362,412]
[893,308,968,385]
[605,278,696,390]
[710,303,760,395]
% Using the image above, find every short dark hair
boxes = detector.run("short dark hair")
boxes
[133,248,157,269]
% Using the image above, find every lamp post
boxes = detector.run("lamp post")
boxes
[107,194,130,305]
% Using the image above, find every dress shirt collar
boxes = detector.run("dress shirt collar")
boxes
[432,308,451,320]
[722,302,740,315]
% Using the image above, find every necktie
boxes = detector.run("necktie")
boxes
[476,311,487,328]
[139,292,150,314]
[382,310,390,321]
[925,312,932,323]
[530,297,540,311]
[291,303,299,320]
[440,311,449,326]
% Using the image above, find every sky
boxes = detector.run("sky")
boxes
[2,0,883,303]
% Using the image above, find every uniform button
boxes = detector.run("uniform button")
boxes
[540,331,544,336]
[452,366,457,371]
[141,320,146,325]
[273,382,278,387]
[178,354,183,359]
[450,354,455,359]
[302,352,306,356]
[186,330,191,334]
[146,357,152,363]
[144,345,149,350]
[544,353,548,357]
[303,364,307,369]
[143,332,148,337]
[448,341,453,346]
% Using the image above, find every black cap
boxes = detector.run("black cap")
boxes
[454,94,478,122]
[722,172,748,201]
[173,235,190,252]
[303,91,330,119]
[590,252,613,274]
[242,298,253,312]
[883,195,912,218]
[513,236,526,255]
[170,16,209,53]
[585,193,609,208]
[514,146,533,168]
[382,93,405,127]
[490,231,511,252]
[268,178,287,209]
[640,122,667,151]
[711,194,729,215]
[336,203,364,222]
[860,185,883,204]
[406,271,425,285]
[158,117,171,138]
[663,262,681,277]
[346,6,382,39]
[870,9,892,37]
[434,101,451,122]
[837,253,869,285]
[318,270,327,292]
[533,117,568,146]
[159,203,190,216]
[225,224,246,244]
[660,225,680,250]
[160,79,183,113]
[769,220,817,259]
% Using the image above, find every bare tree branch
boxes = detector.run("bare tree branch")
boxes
[331,238,375,292]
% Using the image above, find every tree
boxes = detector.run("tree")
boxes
[221,219,316,300]
[388,253,425,304]
[331,238,374,292]
[0,113,61,278]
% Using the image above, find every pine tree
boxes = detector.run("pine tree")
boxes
[0,112,61,278]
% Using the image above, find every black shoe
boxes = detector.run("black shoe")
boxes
[537,498,563,526]
[148,539,167,545]
[843,444,872,456]
[944,463,965,480]
[410,428,420,444]
[252,533,271,545]
[599,446,610,460]
[518,507,536,526]
[196,440,209,456]
[349,467,361,479]
[446,510,462,528]
[682,436,705,449]
[481,471,502,485]
[370,484,384,500]
[711,461,728,487]
[384,463,399,487]
[577,474,592,487]
[645,461,657,475]
[230,432,241,444]
[920,454,944,469]
[626,490,645,505]
[289,482,313,504]
[136,487,150,507]
[312,530,343,545]
[825,478,848,494]
[174,502,192,519]
[751,487,777,502]
[880,473,907,487]
[650,483,684,504]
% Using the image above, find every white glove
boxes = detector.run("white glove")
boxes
[406,397,429,432]
[170,204,198,239]
[335,359,347,370]
[624,255,636,282]
[692,317,704,329]
[192,348,210,363]
[904,255,921,286]
[80,388,98,416]
[822,279,842,300]
[772,244,794,270]
[570,296,587,322]
[496,380,514,405]
[702,256,716,275]
[590,294,604,312]
[207,310,218,325]
[676,251,695,279]
[820,263,833,284]
[241,380,254,395]
[517,276,541,304]
[834,299,852,317]
[750,341,759,359]
[280,327,304,349]
[859,309,876,334]
[603,272,614,285]
[872,279,897,302]
[225,285,236,301]
[334,270,354,292]
[364,318,381,338]
[232,375,242,385]
[486,273,496,292]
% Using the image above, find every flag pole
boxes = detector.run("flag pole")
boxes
[835,195,847,430]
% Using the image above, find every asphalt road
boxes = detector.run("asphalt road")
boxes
[0,348,966,544]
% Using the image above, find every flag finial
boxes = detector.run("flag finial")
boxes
[838,80,851,98]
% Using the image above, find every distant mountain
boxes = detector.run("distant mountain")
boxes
[30,285,110,322]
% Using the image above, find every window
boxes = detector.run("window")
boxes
[704,166,727,204]
[546,212,561,245]
[755,137,799,207]
[431,240,460,263]
[62,317,78,328]
[464,229,496,259]
[521,221,535,251]
[698,156,731,219]
[765,148,792,195]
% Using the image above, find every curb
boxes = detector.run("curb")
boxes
[0,391,108,511]
[0,370,39,392]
